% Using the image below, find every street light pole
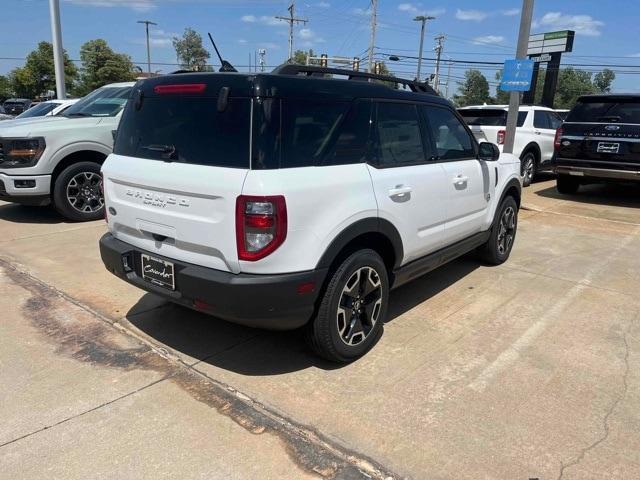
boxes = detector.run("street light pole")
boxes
[137,20,157,75]
[48,0,66,99]
[503,0,534,154]
[413,15,435,81]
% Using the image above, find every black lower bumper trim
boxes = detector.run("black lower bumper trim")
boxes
[99,233,327,330]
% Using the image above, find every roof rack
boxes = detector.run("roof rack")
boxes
[271,64,438,95]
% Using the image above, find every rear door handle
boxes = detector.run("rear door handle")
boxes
[534,130,542,135]
[388,185,412,198]
[453,175,469,185]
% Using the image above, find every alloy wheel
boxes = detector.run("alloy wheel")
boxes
[336,266,383,346]
[497,206,516,255]
[522,156,534,185]
[66,172,104,214]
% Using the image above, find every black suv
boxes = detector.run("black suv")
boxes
[3,98,33,116]
[553,94,640,193]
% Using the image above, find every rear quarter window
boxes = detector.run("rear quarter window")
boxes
[114,96,251,169]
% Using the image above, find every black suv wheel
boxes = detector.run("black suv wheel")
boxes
[52,162,104,222]
[556,174,580,194]
[306,249,389,363]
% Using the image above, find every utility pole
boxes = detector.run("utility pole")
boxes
[414,15,435,81]
[503,0,535,155]
[433,34,445,94]
[444,58,452,98]
[367,0,378,72]
[137,20,157,75]
[275,2,307,62]
[48,0,66,99]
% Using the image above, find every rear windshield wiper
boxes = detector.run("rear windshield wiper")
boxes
[142,144,178,161]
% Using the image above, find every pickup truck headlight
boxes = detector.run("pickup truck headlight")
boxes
[0,137,46,168]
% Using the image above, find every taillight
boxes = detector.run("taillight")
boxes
[497,129,506,145]
[236,195,287,261]
[153,83,206,95]
[554,127,564,150]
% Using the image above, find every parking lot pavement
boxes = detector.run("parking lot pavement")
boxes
[1,179,639,479]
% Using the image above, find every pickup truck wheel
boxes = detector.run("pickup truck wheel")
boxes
[556,174,580,194]
[52,162,104,222]
[477,196,518,265]
[520,152,536,187]
[306,249,389,363]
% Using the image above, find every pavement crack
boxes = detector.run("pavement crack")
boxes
[0,376,171,449]
[556,320,632,480]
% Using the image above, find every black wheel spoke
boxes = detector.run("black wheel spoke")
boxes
[336,266,383,346]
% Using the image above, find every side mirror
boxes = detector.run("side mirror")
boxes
[478,142,500,162]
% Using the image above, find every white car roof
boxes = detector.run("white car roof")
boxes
[458,105,554,112]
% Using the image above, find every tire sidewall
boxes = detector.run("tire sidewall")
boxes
[319,250,389,361]
[489,197,518,263]
[520,152,536,187]
[52,162,104,222]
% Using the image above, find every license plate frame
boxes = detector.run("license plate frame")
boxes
[597,142,620,154]
[140,254,175,290]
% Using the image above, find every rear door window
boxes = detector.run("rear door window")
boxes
[534,110,550,129]
[423,106,476,160]
[114,96,251,168]
[373,102,426,167]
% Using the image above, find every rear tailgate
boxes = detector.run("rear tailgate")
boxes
[104,75,253,274]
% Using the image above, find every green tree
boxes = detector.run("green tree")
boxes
[0,75,12,100]
[7,41,77,99]
[555,67,596,109]
[453,69,491,107]
[291,49,315,65]
[172,28,210,71]
[75,39,135,96]
[593,68,615,93]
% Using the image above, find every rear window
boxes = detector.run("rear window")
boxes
[16,102,58,119]
[459,109,527,127]
[114,96,251,168]
[565,98,640,123]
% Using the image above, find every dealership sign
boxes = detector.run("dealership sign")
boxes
[527,30,575,55]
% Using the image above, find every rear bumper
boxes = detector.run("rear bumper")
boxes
[99,233,327,330]
[554,165,640,182]
[0,173,51,206]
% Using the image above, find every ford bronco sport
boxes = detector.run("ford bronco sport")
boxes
[99,65,522,362]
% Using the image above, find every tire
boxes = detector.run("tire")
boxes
[52,162,104,222]
[520,151,537,187]
[477,196,518,266]
[305,249,389,363]
[556,174,580,194]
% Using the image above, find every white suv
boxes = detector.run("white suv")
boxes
[458,105,563,186]
[99,68,522,362]
[0,82,134,220]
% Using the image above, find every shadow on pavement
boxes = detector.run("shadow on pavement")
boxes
[534,182,640,208]
[0,203,63,224]
[126,257,479,375]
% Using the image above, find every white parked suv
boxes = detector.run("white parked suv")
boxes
[458,105,563,186]
[0,82,134,220]
[99,67,522,362]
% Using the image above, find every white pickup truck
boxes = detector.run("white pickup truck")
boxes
[0,82,134,221]
[458,105,563,186]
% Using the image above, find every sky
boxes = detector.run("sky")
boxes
[2,0,640,94]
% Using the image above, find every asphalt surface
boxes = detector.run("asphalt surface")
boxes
[0,178,639,479]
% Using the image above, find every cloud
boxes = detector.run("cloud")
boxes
[455,9,488,21]
[534,12,604,36]
[237,39,248,45]
[64,0,155,12]
[351,7,370,16]
[398,3,444,16]
[628,53,640,58]
[241,15,285,27]
[502,8,520,16]
[133,28,177,48]
[315,1,330,7]
[298,28,325,47]
[258,42,280,50]
[473,35,505,45]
